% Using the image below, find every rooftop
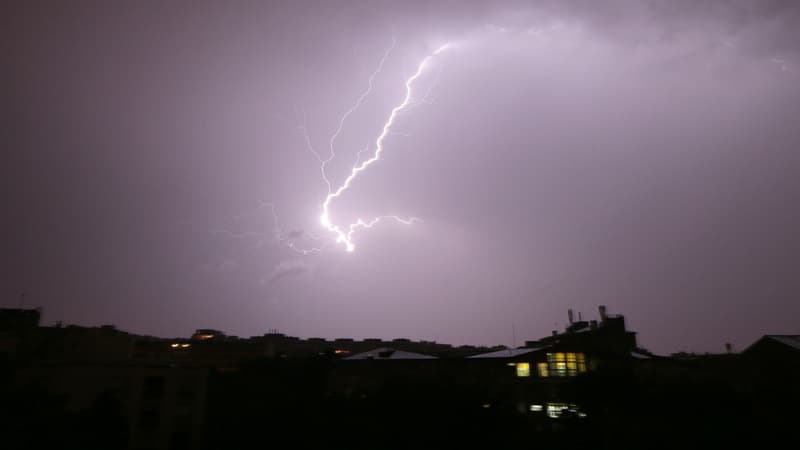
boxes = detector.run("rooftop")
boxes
[764,335,800,351]
[344,347,437,360]
[467,347,546,359]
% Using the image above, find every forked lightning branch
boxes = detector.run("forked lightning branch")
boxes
[305,41,452,253]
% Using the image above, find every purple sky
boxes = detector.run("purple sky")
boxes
[5,0,800,354]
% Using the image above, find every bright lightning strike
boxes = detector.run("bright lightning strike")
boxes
[319,37,398,193]
[217,41,452,257]
[319,42,452,252]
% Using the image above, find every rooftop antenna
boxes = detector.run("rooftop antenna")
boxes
[19,292,25,308]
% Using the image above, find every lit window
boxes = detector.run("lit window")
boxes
[544,403,587,419]
[516,362,530,377]
[546,352,587,376]
[530,404,543,412]
[170,343,180,348]
[537,362,549,377]
[566,353,577,372]
[547,403,569,418]
[546,402,584,419]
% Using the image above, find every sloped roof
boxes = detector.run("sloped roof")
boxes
[343,347,437,360]
[631,350,654,359]
[466,347,546,359]
[764,335,800,351]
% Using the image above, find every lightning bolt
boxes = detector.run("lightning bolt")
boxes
[319,42,452,252]
[320,37,398,193]
[215,41,452,258]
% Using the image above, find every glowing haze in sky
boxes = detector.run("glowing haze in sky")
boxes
[4,0,800,354]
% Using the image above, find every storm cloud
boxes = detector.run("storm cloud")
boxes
[4,0,799,353]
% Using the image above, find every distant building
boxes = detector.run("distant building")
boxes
[742,335,800,362]
[0,308,42,360]
[0,307,41,331]
[740,335,800,445]
[741,334,800,383]
[458,305,655,422]
[190,329,225,341]
[464,305,647,381]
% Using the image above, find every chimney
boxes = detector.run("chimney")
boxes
[578,311,583,321]
[599,305,607,321]
[567,309,574,324]
[725,343,733,354]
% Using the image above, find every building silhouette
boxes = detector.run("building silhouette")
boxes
[1,305,798,449]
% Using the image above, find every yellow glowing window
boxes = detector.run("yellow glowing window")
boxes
[566,353,577,372]
[547,352,587,376]
[516,362,530,377]
[537,362,549,377]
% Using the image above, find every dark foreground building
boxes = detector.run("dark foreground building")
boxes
[1,306,798,449]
